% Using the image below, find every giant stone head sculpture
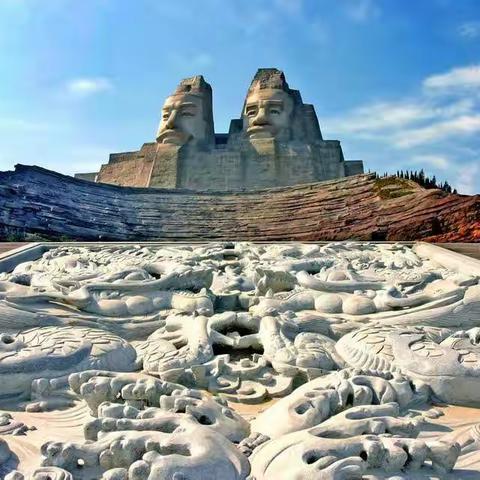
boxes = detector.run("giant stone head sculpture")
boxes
[240,68,323,144]
[242,68,294,141]
[156,75,215,147]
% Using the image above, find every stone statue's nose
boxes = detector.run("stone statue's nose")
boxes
[165,110,179,129]
[252,107,269,126]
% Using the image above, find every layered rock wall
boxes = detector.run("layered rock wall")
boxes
[1,165,478,241]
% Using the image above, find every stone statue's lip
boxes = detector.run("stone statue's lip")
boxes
[247,125,275,138]
[157,130,190,144]
[247,125,273,132]
[158,130,184,139]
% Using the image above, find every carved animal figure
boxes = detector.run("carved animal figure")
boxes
[336,325,480,406]
[0,326,137,400]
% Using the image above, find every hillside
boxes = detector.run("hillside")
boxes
[0,164,478,242]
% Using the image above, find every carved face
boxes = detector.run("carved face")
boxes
[156,93,207,146]
[243,88,294,140]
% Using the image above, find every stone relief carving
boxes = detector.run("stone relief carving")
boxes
[40,426,249,480]
[0,242,480,478]
[249,420,460,479]
[336,325,480,406]
[0,326,137,402]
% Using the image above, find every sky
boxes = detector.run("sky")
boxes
[0,0,479,194]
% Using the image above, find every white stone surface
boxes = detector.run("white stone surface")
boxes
[0,242,479,479]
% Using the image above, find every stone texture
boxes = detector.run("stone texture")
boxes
[91,69,363,190]
[1,242,480,478]
[1,164,479,241]
[96,147,156,187]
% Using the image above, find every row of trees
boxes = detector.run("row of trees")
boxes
[373,169,457,194]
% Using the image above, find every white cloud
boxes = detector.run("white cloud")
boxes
[65,77,113,97]
[328,102,435,133]
[438,98,476,116]
[410,154,450,170]
[322,63,480,194]
[423,65,480,91]
[327,98,475,135]
[325,64,480,150]
[458,21,480,39]
[344,0,380,22]
[393,115,480,148]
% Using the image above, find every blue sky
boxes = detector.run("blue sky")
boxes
[0,0,479,193]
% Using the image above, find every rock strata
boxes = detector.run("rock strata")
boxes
[0,165,478,241]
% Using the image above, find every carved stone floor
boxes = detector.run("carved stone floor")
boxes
[2,401,480,479]
[0,241,480,479]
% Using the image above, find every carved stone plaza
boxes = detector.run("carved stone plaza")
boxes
[0,241,480,478]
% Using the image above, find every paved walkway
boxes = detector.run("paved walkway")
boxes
[0,243,28,256]
[441,243,480,260]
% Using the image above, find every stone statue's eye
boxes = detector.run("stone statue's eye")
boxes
[270,109,281,115]
[181,111,195,117]
[246,108,257,117]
